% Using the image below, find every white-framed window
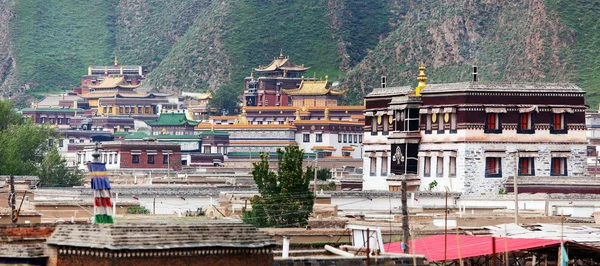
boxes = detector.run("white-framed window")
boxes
[436,157,443,177]
[449,157,456,177]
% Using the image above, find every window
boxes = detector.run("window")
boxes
[132,154,140,164]
[338,134,342,143]
[425,114,432,134]
[381,156,388,176]
[485,157,502,178]
[138,107,142,113]
[119,107,124,114]
[370,157,377,176]
[69,139,75,144]
[383,115,389,135]
[551,114,567,134]
[163,154,169,164]
[438,115,444,134]
[343,134,347,143]
[450,113,457,133]
[518,113,534,134]
[103,154,107,163]
[485,113,502,133]
[303,134,310,143]
[551,158,567,176]
[423,157,431,177]
[108,107,113,114]
[371,117,377,135]
[109,154,113,164]
[204,146,211,153]
[148,155,155,164]
[359,135,363,143]
[436,157,444,177]
[354,135,358,143]
[316,134,323,143]
[518,157,535,176]
[58,139,63,148]
[449,157,456,177]
[145,107,151,114]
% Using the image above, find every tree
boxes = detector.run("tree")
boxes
[317,168,332,181]
[243,146,315,228]
[0,100,83,187]
[38,148,85,187]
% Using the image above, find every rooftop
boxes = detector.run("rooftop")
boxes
[46,222,277,250]
[282,79,346,96]
[21,108,84,113]
[421,82,584,94]
[89,75,139,90]
[145,112,200,127]
[365,86,412,98]
[254,52,308,72]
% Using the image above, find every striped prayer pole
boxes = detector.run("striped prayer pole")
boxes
[88,142,113,224]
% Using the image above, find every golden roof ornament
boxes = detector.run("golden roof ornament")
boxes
[279,48,284,58]
[415,63,427,96]
[250,69,254,79]
[114,56,118,67]
[104,66,108,76]
[295,109,301,121]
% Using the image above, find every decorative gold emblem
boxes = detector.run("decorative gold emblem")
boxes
[377,116,382,125]
[388,115,393,124]
[444,113,450,123]
[432,113,437,123]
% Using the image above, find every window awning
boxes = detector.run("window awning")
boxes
[253,117,264,122]
[364,111,374,117]
[419,109,430,114]
[431,108,441,114]
[485,151,506,157]
[552,107,574,114]
[485,107,507,113]
[551,151,571,158]
[518,151,539,157]
[375,111,386,116]
[519,106,538,113]
[442,107,456,113]
[161,150,173,154]
[146,150,157,155]
[131,150,142,155]
[443,150,457,157]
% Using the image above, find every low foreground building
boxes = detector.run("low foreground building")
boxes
[46,222,277,266]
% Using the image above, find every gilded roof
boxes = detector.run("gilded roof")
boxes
[89,75,140,89]
[182,91,212,100]
[80,91,152,99]
[254,53,309,72]
[282,80,347,96]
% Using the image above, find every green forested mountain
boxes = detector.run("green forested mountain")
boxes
[1,0,600,108]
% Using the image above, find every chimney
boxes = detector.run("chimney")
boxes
[381,76,387,88]
[472,64,478,82]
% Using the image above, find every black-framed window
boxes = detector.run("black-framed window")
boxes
[148,155,155,164]
[423,157,431,177]
[354,135,358,143]
[517,113,535,134]
[316,134,323,143]
[484,113,502,134]
[437,114,445,134]
[449,157,456,177]
[132,154,140,164]
[343,134,347,143]
[371,117,377,135]
[425,114,432,134]
[163,154,169,164]
[359,135,363,143]
[551,157,567,176]
[381,156,388,176]
[303,134,310,143]
[370,157,376,176]
[450,113,457,134]
[518,157,535,176]
[436,157,444,177]
[551,113,568,134]
[485,157,502,178]
[338,134,342,143]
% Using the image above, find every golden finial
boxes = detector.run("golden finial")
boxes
[295,108,301,121]
[415,63,427,96]
[33,100,38,109]
[120,66,123,75]
[279,48,284,58]
[104,66,108,76]
[301,75,304,80]
[325,75,329,82]
[250,69,254,79]
[114,56,118,67]
[285,117,289,125]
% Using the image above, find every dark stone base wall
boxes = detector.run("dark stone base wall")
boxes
[58,253,273,266]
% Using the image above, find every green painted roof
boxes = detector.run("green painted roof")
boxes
[200,130,229,137]
[123,132,150,139]
[145,113,200,126]
[21,108,84,113]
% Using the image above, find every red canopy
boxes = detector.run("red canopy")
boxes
[384,234,562,261]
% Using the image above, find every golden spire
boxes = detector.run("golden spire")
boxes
[279,48,284,58]
[114,56,118,67]
[325,75,329,83]
[415,63,427,96]
[104,66,108,76]
[295,108,301,121]
[250,69,254,79]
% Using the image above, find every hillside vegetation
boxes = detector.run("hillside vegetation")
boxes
[0,0,600,109]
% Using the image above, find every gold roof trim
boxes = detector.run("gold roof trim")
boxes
[254,52,309,72]
[89,75,140,90]
[282,79,347,96]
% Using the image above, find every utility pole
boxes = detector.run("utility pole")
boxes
[9,174,16,223]
[313,152,319,197]
[514,151,519,225]
[153,197,156,214]
[366,228,370,266]
[401,180,410,254]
